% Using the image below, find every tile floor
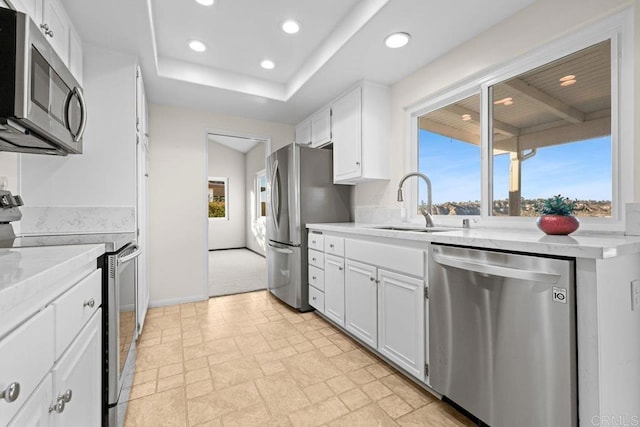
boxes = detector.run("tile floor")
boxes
[125,290,475,426]
[209,249,267,297]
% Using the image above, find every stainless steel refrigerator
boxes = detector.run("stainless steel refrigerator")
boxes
[266,143,352,311]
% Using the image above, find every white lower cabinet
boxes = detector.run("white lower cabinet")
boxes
[51,311,101,427]
[345,260,378,347]
[8,374,53,427]
[2,268,102,427]
[378,269,425,379]
[324,254,345,327]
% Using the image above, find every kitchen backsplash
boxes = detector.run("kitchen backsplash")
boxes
[355,206,404,224]
[626,202,640,236]
[20,207,136,235]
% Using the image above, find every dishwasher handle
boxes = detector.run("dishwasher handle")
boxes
[431,253,561,284]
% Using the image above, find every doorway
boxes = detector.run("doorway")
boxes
[206,131,270,297]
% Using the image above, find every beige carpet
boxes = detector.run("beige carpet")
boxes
[208,248,267,297]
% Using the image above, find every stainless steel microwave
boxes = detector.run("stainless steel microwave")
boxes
[0,8,86,155]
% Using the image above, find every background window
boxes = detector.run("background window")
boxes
[490,40,612,217]
[418,93,481,215]
[208,177,228,219]
[257,171,267,218]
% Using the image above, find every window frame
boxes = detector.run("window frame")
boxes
[208,176,229,221]
[256,169,267,219]
[406,8,633,231]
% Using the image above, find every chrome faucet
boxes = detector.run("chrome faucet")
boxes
[397,172,435,228]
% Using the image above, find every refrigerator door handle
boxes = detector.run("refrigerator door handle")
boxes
[267,242,294,254]
[270,159,280,232]
[431,253,561,284]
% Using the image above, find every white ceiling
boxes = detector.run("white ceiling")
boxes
[208,134,264,154]
[59,0,535,124]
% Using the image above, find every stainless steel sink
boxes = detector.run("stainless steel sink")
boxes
[370,226,455,233]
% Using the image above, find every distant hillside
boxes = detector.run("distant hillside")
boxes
[424,199,611,217]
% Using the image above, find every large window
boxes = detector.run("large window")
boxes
[412,11,632,229]
[489,40,611,218]
[418,93,481,215]
[208,177,228,220]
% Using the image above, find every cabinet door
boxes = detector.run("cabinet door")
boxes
[42,0,70,62]
[332,87,361,183]
[10,0,43,23]
[295,120,311,146]
[7,374,52,427]
[345,260,378,348]
[136,137,150,334]
[68,25,82,84]
[378,269,425,379]
[50,311,101,427]
[324,254,345,327]
[136,66,148,137]
[310,107,331,147]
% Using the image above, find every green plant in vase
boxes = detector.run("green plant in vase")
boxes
[535,194,579,235]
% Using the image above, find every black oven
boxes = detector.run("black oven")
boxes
[0,8,86,155]
[101,242,141,427]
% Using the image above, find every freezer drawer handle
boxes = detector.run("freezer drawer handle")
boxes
[431,253,561,284]
[268,243,294,255]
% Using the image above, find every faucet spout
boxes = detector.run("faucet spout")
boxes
[397,172,434,227]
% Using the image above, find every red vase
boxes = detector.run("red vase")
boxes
[537,215,580,235]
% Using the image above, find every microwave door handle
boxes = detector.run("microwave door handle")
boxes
[74,87,88,142]
[118,245,142,264]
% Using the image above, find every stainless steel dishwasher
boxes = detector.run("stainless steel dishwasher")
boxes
[429,244,576,427]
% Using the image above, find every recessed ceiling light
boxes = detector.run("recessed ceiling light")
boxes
[282,20,300,34]
[195,0,214,5]
[188,40,206,52]
[384,32,410,48]
[493,97,513,106]
[560,79,576,87]
[261,60,275,70]
[461,114,472,121]
[559,75,576,82]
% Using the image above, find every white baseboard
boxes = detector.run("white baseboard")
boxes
[148,294,208,308]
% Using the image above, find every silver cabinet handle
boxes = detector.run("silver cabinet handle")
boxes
[329,244,334,248]
[369,277,375,282]
[338,266,343,271]
[83,298,95,308]
[49,389,72,414]
[40,23,49,31]
[0,382,20,402]
[312,276,316,280]
[356,161,360,166]
[376,279,380,284]
[49,399,65,413]
[39,24,53,37]
[312,296,317,301]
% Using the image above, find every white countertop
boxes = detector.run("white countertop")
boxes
[306,223,640,259]
[0,244,105,338]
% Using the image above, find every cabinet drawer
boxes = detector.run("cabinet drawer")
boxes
[324,235,344,257]
[308,233,324,251]
[308,286,324,313]
[0,307,54,425]
[308,249,324,269]
[308,265,325,292]
[52,269,102,360]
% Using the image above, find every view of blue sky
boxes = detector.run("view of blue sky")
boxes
[418,129,612,204]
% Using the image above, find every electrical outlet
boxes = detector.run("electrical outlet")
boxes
[631,280,640,311]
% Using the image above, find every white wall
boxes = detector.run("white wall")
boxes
[148,103,293,306]
[245,143,266,256]
[355,0,637,209]
[20,45,137,207]
[0,153,19,193]
[207,140,245,250]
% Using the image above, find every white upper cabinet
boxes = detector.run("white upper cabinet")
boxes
[331,82,390,185]
[310,107,331,147]
[41,0,69,62]
[295,119,311,146]
[7,0,83,83]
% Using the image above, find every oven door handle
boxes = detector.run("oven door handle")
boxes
[118,245,142,264]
